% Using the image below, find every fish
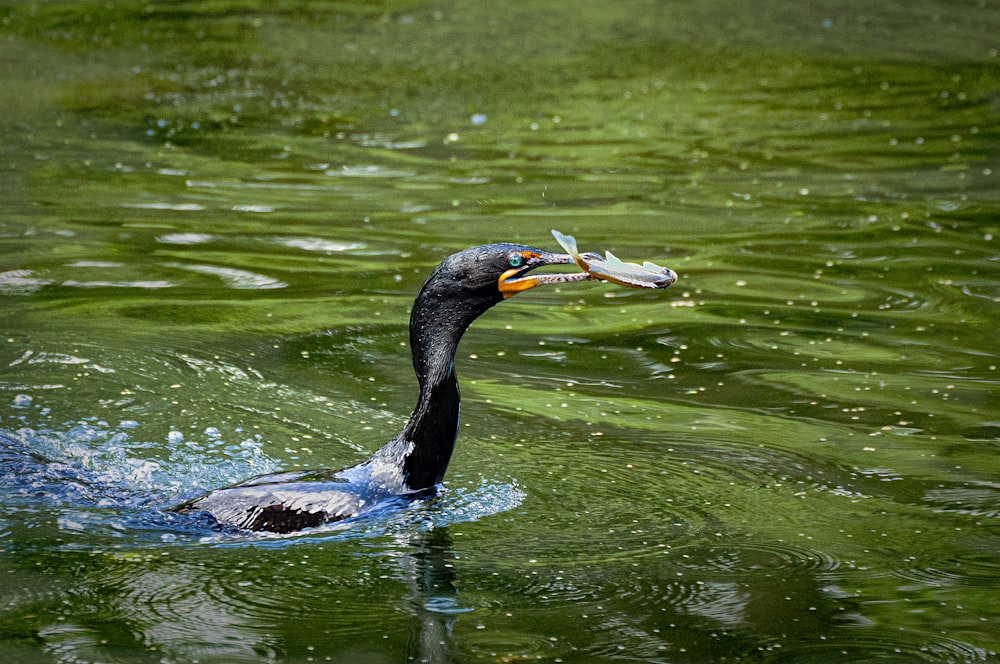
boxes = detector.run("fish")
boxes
[551,229,677,289]
[550,229,590,271]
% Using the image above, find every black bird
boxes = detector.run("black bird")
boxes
[174,243,608,533]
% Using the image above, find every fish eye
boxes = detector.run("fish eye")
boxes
[508,253,524,268]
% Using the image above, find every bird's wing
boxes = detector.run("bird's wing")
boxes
[186,480,365,533]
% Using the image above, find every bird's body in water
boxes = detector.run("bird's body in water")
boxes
[174,242,676,533]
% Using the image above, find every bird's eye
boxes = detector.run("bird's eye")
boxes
[508,254,524,268]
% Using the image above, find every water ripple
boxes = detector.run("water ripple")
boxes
[453,630,562,662]
[156,232,215,245]
[690,542,843,575]
[749,633,993,663]
[162,262,287,289]
[0,269,53,294]
[274,237,366,253]
[923,484,1000,519]
[328,165,416,178]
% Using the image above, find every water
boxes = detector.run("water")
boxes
[1,1,998,662]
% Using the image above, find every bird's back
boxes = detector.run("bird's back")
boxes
[175,467,405,533]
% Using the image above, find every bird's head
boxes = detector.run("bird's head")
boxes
[419,242,586,313]
[408,243,586,378]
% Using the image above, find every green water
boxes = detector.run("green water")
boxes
[1,1,998,662]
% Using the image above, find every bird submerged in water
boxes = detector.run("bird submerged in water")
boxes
[174,237,676,533]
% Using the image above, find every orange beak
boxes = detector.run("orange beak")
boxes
[497,250,588,299]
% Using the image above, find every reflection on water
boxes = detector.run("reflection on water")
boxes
[0,417,527,662]
[2,0,999,661]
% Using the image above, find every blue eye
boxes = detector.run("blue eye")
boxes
[508,254,524,268]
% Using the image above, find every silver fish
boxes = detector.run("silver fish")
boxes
[551,229,677,290]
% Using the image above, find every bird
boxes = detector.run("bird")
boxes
[173,241,672,533]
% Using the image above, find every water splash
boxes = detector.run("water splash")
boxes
[0,421,277,543]
[0,419,527,549]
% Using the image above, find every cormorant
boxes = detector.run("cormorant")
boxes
[174,242,674,533]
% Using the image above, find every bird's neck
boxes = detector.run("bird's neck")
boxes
[394,285,482,490]
[398,364,461,490]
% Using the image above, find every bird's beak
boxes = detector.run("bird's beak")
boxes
[498,250,592,299]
